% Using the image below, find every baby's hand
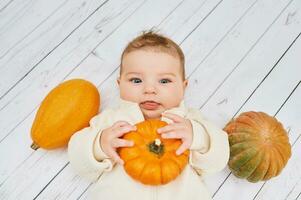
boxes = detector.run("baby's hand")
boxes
[157,113,193,155]
[100,121,136,165]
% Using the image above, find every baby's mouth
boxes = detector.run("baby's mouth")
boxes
[140,101,161,110]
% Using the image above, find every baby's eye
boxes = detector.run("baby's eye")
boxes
[129,78,142,84]
[159,79,171,84]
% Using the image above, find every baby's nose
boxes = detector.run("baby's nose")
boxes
[144,85,157,94]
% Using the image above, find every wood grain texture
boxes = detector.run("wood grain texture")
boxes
[0,0,300,199]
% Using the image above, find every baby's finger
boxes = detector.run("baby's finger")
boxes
[161,132,183,139]
[112,139,134,148]
[109,150,124,165]
[162,112,184,123]
[157,124,175,134]
[113,121,131,128]
[114,125,137,137]
[176,142,189,155]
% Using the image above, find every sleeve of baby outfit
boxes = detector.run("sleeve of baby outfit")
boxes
[67,109,115,182]
[185,108,230,176]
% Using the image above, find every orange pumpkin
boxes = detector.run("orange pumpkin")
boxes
[224,111,291,182]
[119,119,189,185]
[30,79,100,150]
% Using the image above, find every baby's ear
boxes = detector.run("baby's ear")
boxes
[183,79,188,88]
[117,77,121,85]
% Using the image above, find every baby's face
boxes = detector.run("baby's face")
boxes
[118,50,188,120]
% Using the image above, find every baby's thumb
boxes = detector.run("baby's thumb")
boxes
[110,150,124,165]
[176,142,188,155]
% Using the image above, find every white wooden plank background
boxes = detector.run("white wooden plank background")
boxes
[0,0,300,199]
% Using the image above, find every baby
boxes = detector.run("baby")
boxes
[68,31,230,200]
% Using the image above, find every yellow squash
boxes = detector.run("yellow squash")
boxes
[30,79,100,150]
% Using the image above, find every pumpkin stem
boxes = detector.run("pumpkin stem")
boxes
[31,143,40,150]
[155,138,161,146]
[148,138,164,157]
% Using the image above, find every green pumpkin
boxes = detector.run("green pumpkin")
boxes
[224,111,291,182]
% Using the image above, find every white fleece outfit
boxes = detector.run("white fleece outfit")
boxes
[68,98,230,200]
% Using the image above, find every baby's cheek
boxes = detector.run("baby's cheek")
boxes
[120,87,140,102]
[122,95,140,103]
[162,91,183,107]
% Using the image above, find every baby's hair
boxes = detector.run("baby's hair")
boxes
[120,30,185,79]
